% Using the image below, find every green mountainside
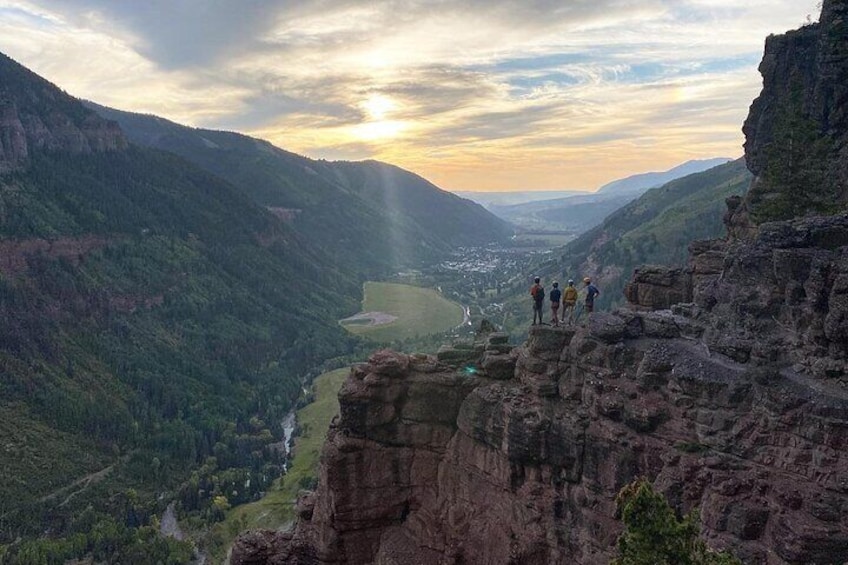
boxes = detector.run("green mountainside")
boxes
[544,158,751,309]
[0,54,368,562]
[85,102,514,276]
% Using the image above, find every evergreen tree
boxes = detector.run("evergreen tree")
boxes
[751,83,839,222]
[613,479,740,565]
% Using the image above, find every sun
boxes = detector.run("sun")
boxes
[352,94,406,141]
[361,94,397,121]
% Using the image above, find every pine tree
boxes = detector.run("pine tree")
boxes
[613,479,741,565]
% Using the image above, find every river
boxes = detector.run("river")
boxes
[280,410,297,471]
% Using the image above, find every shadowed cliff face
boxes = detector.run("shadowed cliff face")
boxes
[0,53,127,172]
[735,0,848,231]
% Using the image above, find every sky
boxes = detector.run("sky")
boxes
[0,1,822,191]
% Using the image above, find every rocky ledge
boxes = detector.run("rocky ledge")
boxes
[232,212,848,565]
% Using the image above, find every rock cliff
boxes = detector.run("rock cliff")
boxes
[231,4,848,563]
[733,0,848,231]
[234,219,848,563]
[0,53,127,172]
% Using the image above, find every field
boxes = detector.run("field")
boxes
[208,368,348,562]
[340,282,465,342]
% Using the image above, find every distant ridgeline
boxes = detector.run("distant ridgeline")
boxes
[85,102,514,279]
[0,51,399,562]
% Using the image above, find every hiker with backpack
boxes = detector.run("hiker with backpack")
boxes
[583,277,600,314]
[561,279,578,325]
[549,282,562,326]
[529,277,545,325]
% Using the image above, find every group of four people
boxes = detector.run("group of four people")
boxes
[529,276,599,326]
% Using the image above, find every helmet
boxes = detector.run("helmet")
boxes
[568,279,574,284]
[583,277,591,283]
[534,276,540,283]
[553,281,559,287]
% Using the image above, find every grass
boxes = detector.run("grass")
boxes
[207,368,348,563]
[342,281,464,343]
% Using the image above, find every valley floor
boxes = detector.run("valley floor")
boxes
[206,368,348,564]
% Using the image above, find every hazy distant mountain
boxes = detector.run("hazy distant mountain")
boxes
[597,157,733,194]
[487,157,735,234]
[86,102,514,277]
[454,190,587,208]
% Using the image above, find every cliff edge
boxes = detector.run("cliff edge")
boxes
[233,260,848,563]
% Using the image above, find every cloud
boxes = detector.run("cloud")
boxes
[0,0,822,190]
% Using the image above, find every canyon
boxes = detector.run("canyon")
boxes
[231,2,848,563]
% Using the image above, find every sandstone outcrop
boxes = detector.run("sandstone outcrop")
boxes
[622,265,692,311]
[234,216,848,563]
[234,284,848,564]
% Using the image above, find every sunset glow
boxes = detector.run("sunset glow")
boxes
[0,0,821,191]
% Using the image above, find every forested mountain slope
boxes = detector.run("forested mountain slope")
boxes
[0,52,362,562]
[86,102,514,276]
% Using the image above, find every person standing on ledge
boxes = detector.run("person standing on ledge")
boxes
[530,276,545,325]
[549,282,562,326]
[583,277,600,315]
[561,279,578,325]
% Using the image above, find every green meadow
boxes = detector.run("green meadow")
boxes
[341,281,465,342]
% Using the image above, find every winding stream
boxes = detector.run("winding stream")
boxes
[281,410,297,471]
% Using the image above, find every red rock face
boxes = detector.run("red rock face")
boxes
[232,245,848,564]
[0,236,113,276]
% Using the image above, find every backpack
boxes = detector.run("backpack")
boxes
[532,284,545,301]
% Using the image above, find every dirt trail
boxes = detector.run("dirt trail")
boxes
[37,463,114,507]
